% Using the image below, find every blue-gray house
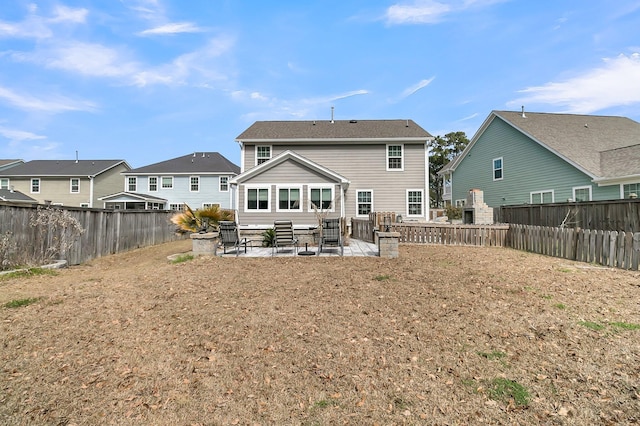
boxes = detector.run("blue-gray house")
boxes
[99,152,240,210]
[440,110,640,208]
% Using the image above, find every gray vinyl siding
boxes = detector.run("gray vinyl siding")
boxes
[131,174,233,209]
[92,164,130,206]
[243,142,427,219]
[452,118,620,207]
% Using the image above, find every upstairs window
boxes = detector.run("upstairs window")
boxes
[127,177,137,192]
[70,178,80,193]
[0,178,9,189]
[493,157,503,180]
[31,178,40,193]
[190,176,200,192]
[256,146,272,165]
[219,176,229,192]
[149,176,158,192]
[387,144,404,171]
[161,176,173,189]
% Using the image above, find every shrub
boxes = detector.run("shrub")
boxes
[262,228,275,247]
[445,205,462,220]
[170,204,234,233]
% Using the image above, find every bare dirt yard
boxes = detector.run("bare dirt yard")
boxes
[1,240,639,425]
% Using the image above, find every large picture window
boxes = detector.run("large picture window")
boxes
[246,187,270,211]
[386,144,404,171]
[407,190,423,216]
[357,190,373,216]
[493,157,503,180]
[277,187,301,211]
[309,186,333,211]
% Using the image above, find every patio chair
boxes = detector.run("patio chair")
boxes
[318,217,343,256]
[273,220,298,255]
[218,221,252,256]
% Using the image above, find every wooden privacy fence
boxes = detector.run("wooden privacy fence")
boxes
[0,204,185,266]
[351,218,375,243]
[508,224,640,270]
[389,223,510,246]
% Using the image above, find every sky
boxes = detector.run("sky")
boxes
[1,0,639,168]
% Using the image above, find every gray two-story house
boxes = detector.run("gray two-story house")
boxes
[231,119,433,230]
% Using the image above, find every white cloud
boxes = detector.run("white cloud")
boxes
[384,0,506,25]
[511,53,640,114]
[138,22,204,36]
[400,77,435,98]
[49,5,88,24]
[0,85,96,113]
[0,5,87,39]
[0,126,46,142]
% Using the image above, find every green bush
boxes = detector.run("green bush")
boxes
[445,205,463,220]
[262,228,275,247]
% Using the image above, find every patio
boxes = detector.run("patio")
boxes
[217,238,378,257]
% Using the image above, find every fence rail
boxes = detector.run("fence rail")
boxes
[0,203,185,266]
[390,223,510,246]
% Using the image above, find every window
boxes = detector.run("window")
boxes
[161,176,173,189]
[572,186,591,202]
[246,187,270,211]
[309,186,333,211]
[256,145,272,165]
[357,190,373,216]
[493,157,503,180]
[31,178,40,193]
[622,183,640,199]
[169,203,184,211]
[219,176,229,192]
[69,178,80,193]
[277,187,301,211]
[407,190,423,216]
[80,203,89,208]
[455,199,466,207]
[387,144,404,171]
[530,190,554,204]
[190,176,199,192]
[149,176,158,192]
[127,177,137,192]
[202,203,220,209]
[0,178,8,189]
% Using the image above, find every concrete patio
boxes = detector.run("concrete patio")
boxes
[217,238,378,257]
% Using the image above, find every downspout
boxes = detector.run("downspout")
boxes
[88,175,94,208]
[425,140,431,221]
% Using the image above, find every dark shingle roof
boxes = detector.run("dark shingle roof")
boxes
[236,119,432,141]
[0,188,36,202]
[0,159,23,169]
[0,160,129,177]
[494,111,640,177]
[126,152,240,175]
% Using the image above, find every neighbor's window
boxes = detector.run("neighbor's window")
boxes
[169,203,184,211]
[387,144,404,171]
[572,186,591,202]
[70,178,80,193]
[31,178,40,193]
[0,178,9,189]
[493,157,503,180]
[161,176,173,189]
[246,187,270,211]
[148,176,158,192]
[310,187,333,211]
[80,203,89,208]
[202,203,220,209]
[277,187,301,211]
[357,190,373,216]
[530,190,554,204]
[623,183,640,199]
[256,145,272,165]
[407,190,423,216]
[219,176,229,192]
[455,199,466,207]
[127,177,137,192]
[190,176,199,192]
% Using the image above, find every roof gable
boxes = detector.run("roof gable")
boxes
[236,119,432,141]
[126,152,240,175]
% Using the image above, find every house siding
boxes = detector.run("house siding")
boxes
[242,142,427,219]
[131,174,233,209]
[452,118,620,207]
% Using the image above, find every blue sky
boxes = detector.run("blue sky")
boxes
[1,0,639,168]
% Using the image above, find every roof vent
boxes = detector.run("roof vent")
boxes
[521,106,526,118]
[349,120,357,123]
[406,119,409,127]
[331,106,335,123]
[202,152,205,157]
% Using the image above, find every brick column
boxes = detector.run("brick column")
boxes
[378,231,400,258]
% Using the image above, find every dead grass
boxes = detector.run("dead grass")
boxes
[1,240,640,425]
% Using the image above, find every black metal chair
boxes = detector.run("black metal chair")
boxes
[218,221,252,256]
[273,220,298,255]
[318,218,343,256]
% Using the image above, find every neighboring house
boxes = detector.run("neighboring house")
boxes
[440,110,640,208]
[0,159,24,173]
[0,188,36,204]
[0,160,131,207]
[101,152,240,210]
[231,119,433,229]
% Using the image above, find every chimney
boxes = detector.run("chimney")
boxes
[331,106,335,123]
[521,106,526,118]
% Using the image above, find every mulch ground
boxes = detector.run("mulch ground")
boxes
[1,240,639,425]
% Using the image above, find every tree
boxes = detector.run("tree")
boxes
[429,131,470,208]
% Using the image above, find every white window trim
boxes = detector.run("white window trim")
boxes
[256,145,272,166]
[126,176,137,192]
[244,185,271,212]
[530,189,554,204]
[406,189,424,217]
[572,185,592,202]
[161,176,174,189]
[276,185,303,213]
[202,203,220,209]
[493,157,504,181]
[455,199,466,207]
[219,176,229,192]
[1,178,10,189]
[308,185,335,213]
[386,144,404,171]
[356,189,374,217]
[31,178,40,194]
[70,178,80,193]
[148,176,158,192]
[190,176,200,193]
[620,182,640,199]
